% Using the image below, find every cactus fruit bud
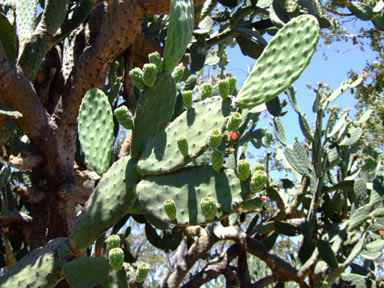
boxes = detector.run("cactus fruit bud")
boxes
[114,106,133,129]
[135,263,151,283]
[143,63,158,87]
[182,91,193,109]
[227,112,242,131]
[164,199,176,220]
[200,83,212,99]
[106,235,121,252]
[208,129,222,148]
[218,78,230,99]
[250,170,267,193]
[177,136,189,157]
[212,150,223,173]
[185,74,197,91]
[108,247,124,271]
[200,196,217,220]
[251,162,265,175]
[237,159,250,181]
[148,51,163,72]
[173,66,185,83]
[228,77,237,95]
[129,68,146,89]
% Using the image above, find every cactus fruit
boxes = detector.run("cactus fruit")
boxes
[212,150,224,173]
[237,159,250,181]
[251,162,265,175]
[185,74,197,91]
[106,235,120,251]
[228,76,237,95]
[201,83,212,99]
[114,106,133,129]
[177,136,189,157]
[218,78,230,99]
[227,112,242,131]
[173,66,185,83]
[164,199,177,221]
[135,263,151,283]
[200,196,217,220]
[129,67,146,89]
[182,91,193,109]
[148,51,163,72]
[108,248,124,271]
[250,170,267,193]
[143,63,158,87]
[208,129,223,148]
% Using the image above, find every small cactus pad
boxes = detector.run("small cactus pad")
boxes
[177,136,189,157]
[200,196,217,220]
[212,150,224,173]
[237,15,319,108]
[0,238,69,288]
[163,0,194,72]
[137,96,232,176]
[148,51,163,72]
[251,162,265,174]
[172,66,185,83]
[237,159,250,181]
[69,156,139,252]
[137,166,250,225]
[129,67,146,89]
[208,129,223,148]
[130,73,176,159]
[114,105,133,129]
[227,112,242,131]
[182,91,193,109]
[143,63,158,87]
[135,263,151,283]
[164,199,177,220]
[228,77,237,95]
[108,248,124,271]
[218,78,230,99]
[250,170,267,193]
[78,88,114,175]
[106,235,121,251]
[200,83,213,99]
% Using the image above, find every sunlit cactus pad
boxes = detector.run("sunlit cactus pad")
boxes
[69,156,139,251]
[0,238,68,288]
[237,15,319,108]
[137,167,249,225]
[78,88,114,175]
[137,96,232,176]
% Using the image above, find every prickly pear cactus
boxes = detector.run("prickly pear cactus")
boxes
[108,248,124,271]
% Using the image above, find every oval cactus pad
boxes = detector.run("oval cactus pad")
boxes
[137,96,232,176]
[137,167,250,225]
[237,15,319,108]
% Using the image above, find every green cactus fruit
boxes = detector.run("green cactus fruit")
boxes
[143,63,158,87]
[148,51,163,72]
[108,248,124,271]
[164,199,176,221]
[212,150,223,173]
[237,159,250,181]
[114,106,133,129]
[129,67,146,89]
[182,91,193,109]
[135,263,151,283]
[227,112,242,131]
[177,136,189,157]
[228,77,237,95]
[200,196,217,220]
[251,162,265,175]
[250,170,267,193]
[106,235,120,251]
[173,66,185,83]
[208,129,222,148]
[201,83,212,99]
[218,78,230,99]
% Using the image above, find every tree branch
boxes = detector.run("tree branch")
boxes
[251,275,278,287]
[140,0,206,15]
[0,211,33,227]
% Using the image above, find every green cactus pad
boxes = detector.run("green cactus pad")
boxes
[0,238,69,288]
[15,0,37,45]
[227,112,242,131]
[212,150,224,173]
[228,77,237,95]
[237,15,319,108]
[143,63,158,87]
[137,96,232,176]
[148,51,163,72]
[200,83,213,99]
[200,196,217,220]
[78,88,114,175]
[237,159,250,181]
[172,66,185,83]
[137,166,250,225]
[208,129,223,148]
[251,162,265,175]
[108,248,124,271]
[130,73,176,159]
[250,170,267,193]
[182,91,193,109]
[164,199,177,220]
[163,0,194,72]
[177,136,189,157]
[69,156,139,252]
[129,67,146,89]
[218,78,230,99]
[114,105,133,129]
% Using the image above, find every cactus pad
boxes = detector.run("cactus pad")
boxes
[143,63,158,87]
[237,159,250,181]
[137,96,232,176]
[129,67,146,89]
[250,170,267,193]
[237,15,319,108]
[148,51,163,72]
[164,199,177,220]
[208,129,223,148]
[200,196,217,220]
[137,166,250,225]
[212,150,224,173]
[114,105,133,129]
[218,78,230,99]
[200,83,213,99]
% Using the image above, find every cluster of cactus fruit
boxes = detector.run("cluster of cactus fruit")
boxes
[1,0,384,287]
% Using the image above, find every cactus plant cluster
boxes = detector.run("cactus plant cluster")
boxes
[0,0,383,287]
